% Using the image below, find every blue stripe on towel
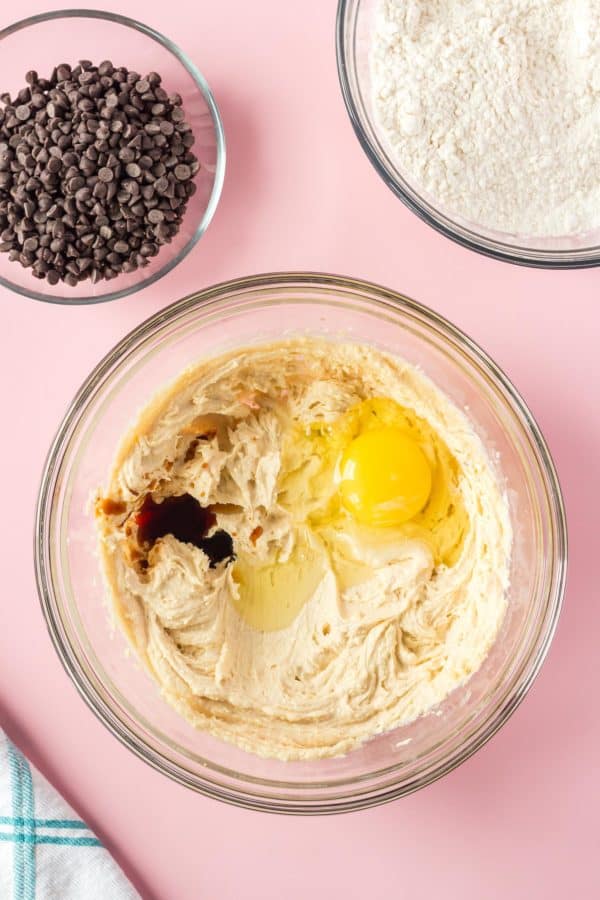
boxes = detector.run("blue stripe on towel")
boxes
[15,748,35,900]
[8,743,36,900]
[0,816,90,830]
[7,742,27,900]
[0,833,101,847]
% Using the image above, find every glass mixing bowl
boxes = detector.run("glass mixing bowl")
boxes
[35,273,567,813]
[0,10,225,303]
[336,0,600,268]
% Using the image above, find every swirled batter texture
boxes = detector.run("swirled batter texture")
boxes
[96,340,511,760]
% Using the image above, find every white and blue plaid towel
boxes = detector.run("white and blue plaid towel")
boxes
[0,731,139,899]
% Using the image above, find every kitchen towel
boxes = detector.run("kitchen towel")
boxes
[0,730,139,899]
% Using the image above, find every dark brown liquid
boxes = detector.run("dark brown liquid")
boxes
[135,494,234,567]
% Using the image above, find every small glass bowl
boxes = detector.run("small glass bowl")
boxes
[35,273,567,813]
[0,9,225,304]
[337,0,600,268]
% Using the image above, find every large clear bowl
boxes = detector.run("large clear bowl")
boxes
[0,9,225,304]
[336,0,600,268]
[35,273,567,813]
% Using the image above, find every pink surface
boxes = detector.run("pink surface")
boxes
[0,2,598,898]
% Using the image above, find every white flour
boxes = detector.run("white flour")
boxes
[372,0,600,236]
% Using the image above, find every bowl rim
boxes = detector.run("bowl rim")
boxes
[335,0,600,270]
[0,7,226,304]
[35,272,568,813]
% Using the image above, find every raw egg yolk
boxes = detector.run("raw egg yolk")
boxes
[338,427,432,526]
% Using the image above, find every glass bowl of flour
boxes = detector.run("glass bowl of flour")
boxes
[35,273,566,812]
[337,0,600,267]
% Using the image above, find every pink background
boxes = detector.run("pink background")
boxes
[1,1,598,898]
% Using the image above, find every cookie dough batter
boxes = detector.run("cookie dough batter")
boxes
[96,339,512,760]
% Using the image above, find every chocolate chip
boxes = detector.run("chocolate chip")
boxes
[118,146,135,163]
[92,181,108,199]
[67,175,84,192]
[79,157,95,176]
[128,133,144,150]
[75,186,91,202]
[22,236,38,252]
[174,164,191,181]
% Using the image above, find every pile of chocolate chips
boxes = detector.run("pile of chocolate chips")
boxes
[0,61,199,287]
